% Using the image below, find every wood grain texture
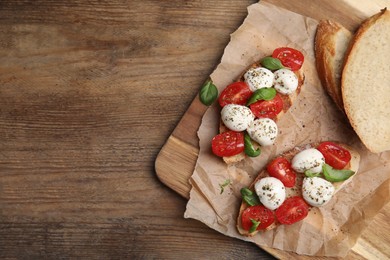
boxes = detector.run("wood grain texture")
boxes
[155,0,390,259]
[0,0,278,259]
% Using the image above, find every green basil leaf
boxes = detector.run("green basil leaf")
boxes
[258,88,277,101]
[244,133,261,157]
[322,163,355,182]
[260,57,284,70]
[246,88,277,105]
[305,169,321,178]
[240,187,253,197]
[219,179,231,194]
[240,188,260,206]
[199,79,218,106]
[249,218,260,233]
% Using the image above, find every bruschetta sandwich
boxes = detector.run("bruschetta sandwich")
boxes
[236,141,360,236]
[209,47,306,164]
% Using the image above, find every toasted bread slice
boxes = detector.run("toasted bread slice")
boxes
[222,61,305,164]
[342,9,390,153]
[315,20,353,112]
[237,142,360,237]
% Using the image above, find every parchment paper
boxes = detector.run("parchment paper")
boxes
[184,2,390,257]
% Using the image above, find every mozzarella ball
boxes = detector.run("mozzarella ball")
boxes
[302,177,335,207]
[247,118,278,146]
[273,69,299,95]
[291,148,325,173]
[244,67,274,92]
[255,177,286,210]
[221,104,254,131]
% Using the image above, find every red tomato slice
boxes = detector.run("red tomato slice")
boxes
[317,141,351,169]
[249,93,283,119]
[218,82,252,107]
[267,157,297,188]
[211,131,244,157]
[241,205,275,231]
[275,196,309,225]
[272,47,304,71]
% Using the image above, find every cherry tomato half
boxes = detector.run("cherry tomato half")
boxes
[267,157,297,188]
[249,93,283,119]
[317,141,351,169]
[275,196,309,225]
[218,81,252,107]
[272,47,304,71]
[211,131,244,157]
[241,205,275,231]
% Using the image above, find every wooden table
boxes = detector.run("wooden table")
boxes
[1,1,389,259]
[0,0,276,259]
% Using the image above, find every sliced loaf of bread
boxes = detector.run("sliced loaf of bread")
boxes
[342,9,390,153]
[315,20,353,112]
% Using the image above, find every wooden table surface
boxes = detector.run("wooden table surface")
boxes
[0,0,277,259]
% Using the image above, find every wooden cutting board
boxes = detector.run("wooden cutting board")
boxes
[155,0,390,259]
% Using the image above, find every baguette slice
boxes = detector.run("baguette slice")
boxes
[237,142,360,237]
[315,20,353,112]
[222,60,305,164]
[342,9,390,153]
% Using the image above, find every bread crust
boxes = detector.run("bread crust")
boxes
[237,142,360,237]
[315,20,352,112]
[342,8,388,66]
[221,60,305,164]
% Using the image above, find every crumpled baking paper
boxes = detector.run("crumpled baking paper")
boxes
[184,1,390,257]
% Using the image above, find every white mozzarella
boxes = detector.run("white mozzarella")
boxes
[244,67,274,92]
[255,177,286,210]
[273,69,299,95]
[221,104,254,131]
[302,177,335,207]
[247,118,278,146]
[291,148,325,173]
